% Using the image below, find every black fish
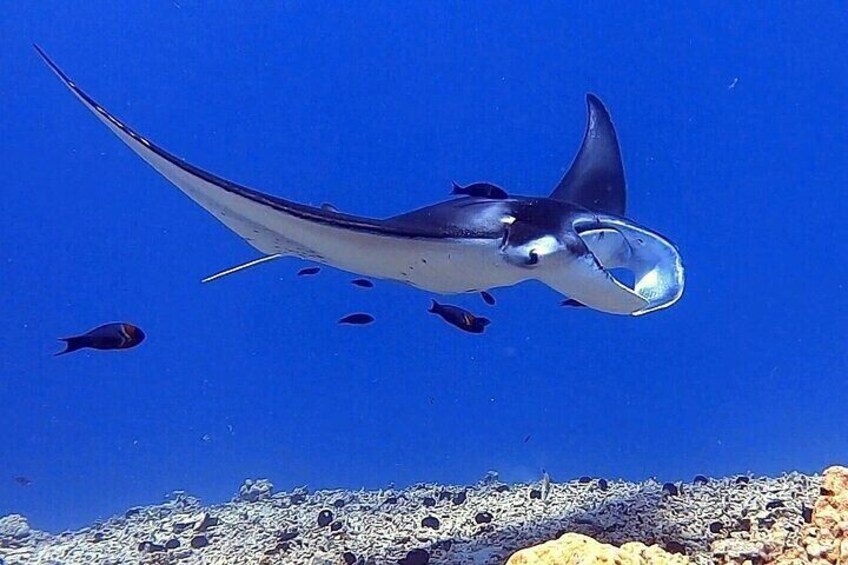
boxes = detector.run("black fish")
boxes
[560,298,586,308]
[297,267,321,276]
[480,291,496,306]
[56,322,145,356]
[13,476,32,487]
[427,300,490,334]
[351,278,374,288]
[451,181,508,200]
[338,313,375,325]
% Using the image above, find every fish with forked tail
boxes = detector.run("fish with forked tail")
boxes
[56,322,145,356]
[339,313,375,325]
[428,300,490,334]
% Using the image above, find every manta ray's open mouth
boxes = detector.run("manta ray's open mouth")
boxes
[574,218,685,316]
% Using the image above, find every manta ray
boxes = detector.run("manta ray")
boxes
[35,46,684,316]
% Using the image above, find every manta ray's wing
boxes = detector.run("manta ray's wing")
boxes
[550,94,626,216]
[34,45,461,261]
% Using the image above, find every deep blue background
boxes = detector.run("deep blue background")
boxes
[2,2,846,532]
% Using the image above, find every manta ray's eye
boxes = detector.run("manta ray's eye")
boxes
[527,250,539,266]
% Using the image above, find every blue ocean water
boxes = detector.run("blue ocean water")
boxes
[1,2,846,533]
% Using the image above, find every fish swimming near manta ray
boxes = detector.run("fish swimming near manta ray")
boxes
[35,46,684,317]
[55,322,145,356]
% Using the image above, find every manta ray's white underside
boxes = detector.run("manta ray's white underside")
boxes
[114,134,530,294]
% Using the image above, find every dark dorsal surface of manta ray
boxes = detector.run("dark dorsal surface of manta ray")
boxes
[35,46,684,316]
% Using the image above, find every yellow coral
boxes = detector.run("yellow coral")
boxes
[506,532,690,564]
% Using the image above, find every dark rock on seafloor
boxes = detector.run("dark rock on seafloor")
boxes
[190,535,209,549]
[661,482,679,496]
[317,509,334,528]
[475,511,493,524]
[421,516,440,529]
[665,540,686,554]
[399,548,430,565]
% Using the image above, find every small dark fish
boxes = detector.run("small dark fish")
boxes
[351,278,374,288]
[480,290,496,306]
[338,313,375,325]
[297,267,321,276]
[320,202,339,212]
[13,476,32,487]
[560,298,586,308]
[427,300,490,334]
[451,181,508,200]
[56,322,145,356]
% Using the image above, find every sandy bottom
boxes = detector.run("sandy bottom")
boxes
[0,471,820,564]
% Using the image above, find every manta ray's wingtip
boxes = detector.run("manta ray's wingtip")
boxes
[33,44,70,83]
